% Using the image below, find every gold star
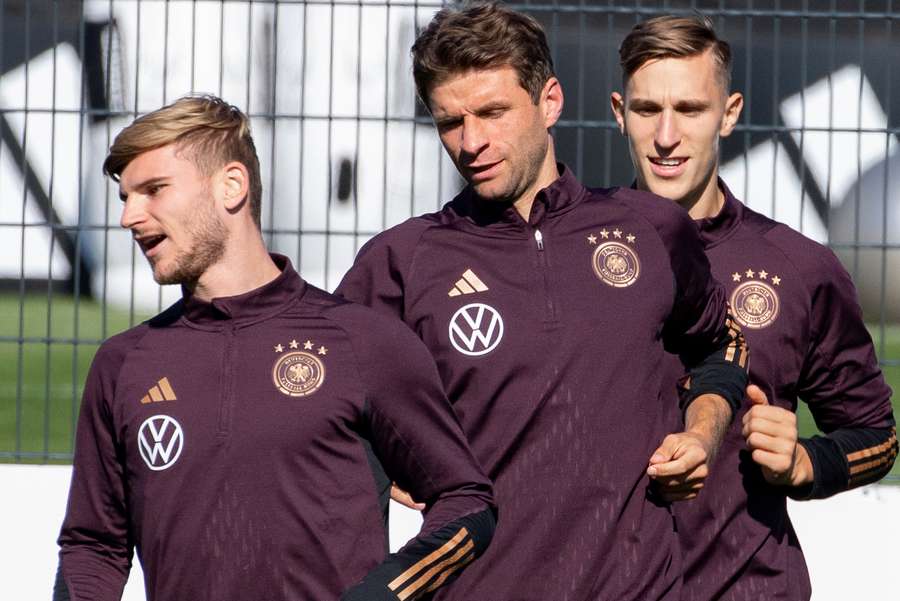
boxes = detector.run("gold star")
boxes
[600,229,610,239]
[289,339,299,349]
[613,229,622,239]
[303,340,314,350]
[626,234,636,244]
[772,276,781,286]
[732,272,741,282]
[587,234,598,245]
[745,269,755,278]
[274,344,284,353]
[758,270,768,280]
[317,346,328,356]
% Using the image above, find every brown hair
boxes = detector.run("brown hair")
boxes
[618,15,732,92]
[103,94,263,226]
[412,2,555,106]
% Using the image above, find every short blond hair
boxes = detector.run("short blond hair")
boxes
[103,95,263,226]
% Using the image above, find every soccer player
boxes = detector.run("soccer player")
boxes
[54,95,496,601]
[336,4,749,600]
[611,16,897,600]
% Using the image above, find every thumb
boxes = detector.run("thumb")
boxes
[746,384,769,406]
[649,435,678,466]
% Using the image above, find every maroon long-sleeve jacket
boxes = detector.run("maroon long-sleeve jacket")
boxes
[56,256,495,601]
[336,166,749,601]
[668,181,896,601]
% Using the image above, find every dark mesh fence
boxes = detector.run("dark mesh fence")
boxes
[0,1,897,473]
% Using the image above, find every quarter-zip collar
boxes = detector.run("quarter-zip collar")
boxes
[181,254,305,327]
[449,163,589,229]
[694,179,744,250]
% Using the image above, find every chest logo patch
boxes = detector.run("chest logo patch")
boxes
[138,415,184,471]
[273,339,326,397]
[730,269,782,329]
[588,229,640,288]
[449,303,504,356]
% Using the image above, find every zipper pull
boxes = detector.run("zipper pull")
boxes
[534,229,544,251]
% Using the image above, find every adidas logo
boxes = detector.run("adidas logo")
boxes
[140,377,178,404]
[448,269,489,297]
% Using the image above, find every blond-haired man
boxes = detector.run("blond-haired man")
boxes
[54,95,495,601]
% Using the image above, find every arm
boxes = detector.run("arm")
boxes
[341,317,495,601]
[746,252,896,498]
[55,344,133,601]
[650,209,749,500]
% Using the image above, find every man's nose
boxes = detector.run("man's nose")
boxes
[119,194,146,230]
[460,117,489,158]
[654,109,681,152]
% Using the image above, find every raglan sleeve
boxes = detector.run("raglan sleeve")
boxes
[335,219,428,322]
[657,206,749,416]
[791,250,896,500]
[54,341,133,601]
[340,316,496,601]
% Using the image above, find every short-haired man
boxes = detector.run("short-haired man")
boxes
[54,95,496,601]
[611,16,896,600]
[337,4,749,599]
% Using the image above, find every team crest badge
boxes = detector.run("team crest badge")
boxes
[729,269,782,329]
[272,339,327,397]
[587,228,640,288]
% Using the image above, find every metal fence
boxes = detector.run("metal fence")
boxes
[0,0,897,464]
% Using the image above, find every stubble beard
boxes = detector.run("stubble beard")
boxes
[153,202,228,286]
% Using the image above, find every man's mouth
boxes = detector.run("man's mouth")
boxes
[648,156,688,177]
[466,160,502,182]
[135,234,167,256]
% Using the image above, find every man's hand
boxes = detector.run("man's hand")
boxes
[742,384,813,487]
[647,393,731,502]
[647,431,712,501]
[391,483,426,511]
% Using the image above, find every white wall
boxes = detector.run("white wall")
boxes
[2,465,897,601]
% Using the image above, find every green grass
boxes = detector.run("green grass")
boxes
[1,293,898,481]
[0,293,150,463]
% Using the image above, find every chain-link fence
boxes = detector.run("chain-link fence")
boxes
[1,0,897,466]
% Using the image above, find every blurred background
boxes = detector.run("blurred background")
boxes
[0,0,897,597]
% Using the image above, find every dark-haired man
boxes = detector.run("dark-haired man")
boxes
[337,4,749,600]
[54,95,495,601]
[611,15,896,601]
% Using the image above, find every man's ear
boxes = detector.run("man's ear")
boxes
[541,77,564,129]
[610,92,626,135]
[720,92,744,138]
[220,161,250,213]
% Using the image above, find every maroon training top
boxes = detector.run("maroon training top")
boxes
[56,256,495,601]
[337,166,749,601]
[669,181,896,601]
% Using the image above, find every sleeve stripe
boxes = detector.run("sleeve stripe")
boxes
[723,317,748,368]
[846,429,897,462]
[847,430,898,486]
[388,527,470,592]
[424,553,476,594]
[396,539,475,601]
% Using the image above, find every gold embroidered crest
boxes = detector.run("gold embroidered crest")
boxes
[589,228,640,287]
[272,339,326,397]
[729,270,781,329]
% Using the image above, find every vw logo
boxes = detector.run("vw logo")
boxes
[137,415,184,471]
[448,303,504,357]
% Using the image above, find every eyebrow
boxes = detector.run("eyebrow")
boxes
[628,97,712,112]
[119,176,170,202]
